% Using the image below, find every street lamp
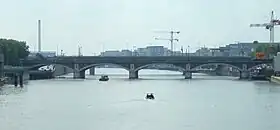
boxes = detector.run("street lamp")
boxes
[60,50,64,56]
[133,46,136,56]
[180,46,184,56]
[187,45,190,61]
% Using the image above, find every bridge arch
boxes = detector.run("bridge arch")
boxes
[28,63,74,71]
[191,63,243,71]
[134,63,185,72]
[79,63,130,72]
[248,63,273,71]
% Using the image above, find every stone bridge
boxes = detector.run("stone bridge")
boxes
[22,56,273,79]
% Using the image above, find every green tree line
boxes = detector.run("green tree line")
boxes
[0,39,30,65]
[251,42,280,58]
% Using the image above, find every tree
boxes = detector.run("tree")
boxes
[0,39,30,65]
[251,43,280,58]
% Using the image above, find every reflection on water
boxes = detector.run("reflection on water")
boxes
[0,68,280,130]
[0,86,27,95]
[254,81,280,94]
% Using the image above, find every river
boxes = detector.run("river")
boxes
[1,68,280,130]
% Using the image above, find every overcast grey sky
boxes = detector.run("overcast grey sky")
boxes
[0,0,279,55]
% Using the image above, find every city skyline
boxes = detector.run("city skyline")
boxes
[0,0,279,55]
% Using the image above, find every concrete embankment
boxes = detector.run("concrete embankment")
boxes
[270,76,280,84]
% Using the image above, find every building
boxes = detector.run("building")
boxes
[194,48,211,56]
[146,46,165,56]
[238,43,256,56]
[100,51,122,56]
[222,42,280,57]
[135,48,147,56]
[39,51,56,57]
[28,51,56,59]
[274,52,280,74]
[218,47,230,56]
[121,50,132,56]
[226,44,244,56]
[163,48,172,56]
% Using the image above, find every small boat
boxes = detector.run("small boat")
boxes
[145,93,155,100]
[99,75,109,81]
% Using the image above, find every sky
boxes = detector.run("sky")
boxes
[0,0,279,55]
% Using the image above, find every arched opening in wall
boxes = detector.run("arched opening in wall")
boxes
[249,63,274,78]
[249,63,273,71]
[80,63,129,78]
[28,64,74,80]
[135,63,184,79]
[192,63,242,79]
[29,64,72,71]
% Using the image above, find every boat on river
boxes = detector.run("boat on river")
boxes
[145,93,155,100]
[99,75,109,81]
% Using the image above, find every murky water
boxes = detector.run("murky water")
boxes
[1,69,280,130]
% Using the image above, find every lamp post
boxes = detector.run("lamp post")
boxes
[187,45,190,61]
[180,46,184,56]
[60,50,64,56]
[133,46,136,56]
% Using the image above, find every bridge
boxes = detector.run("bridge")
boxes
[22,56,273,79]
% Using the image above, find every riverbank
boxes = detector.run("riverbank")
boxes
[270,76,280,84]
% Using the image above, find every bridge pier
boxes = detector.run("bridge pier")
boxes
[240,64,249,79]
[73,70,86,79]
[19,74,23,87]
[240,71,250,79]
[89,67,95,75]
[13,73,23,87]
[135,71,138,79]
[184,64,192,79]
[73,63,79,79]
[184,71,192,79]
[72,63,85,79]
[63,66,67,75]
[129,70,138,79]
[80,71,85,79]
[14,75,18,87]
[129,64,138,79]
[73,70,80,79]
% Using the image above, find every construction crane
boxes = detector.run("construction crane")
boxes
[250,11,280,43]
[154,30,180,56]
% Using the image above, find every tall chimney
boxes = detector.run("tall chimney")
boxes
[38,20,41,52]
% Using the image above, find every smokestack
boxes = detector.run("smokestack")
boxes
[38,20,41,52]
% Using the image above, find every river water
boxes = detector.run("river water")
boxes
[1,68,280,130]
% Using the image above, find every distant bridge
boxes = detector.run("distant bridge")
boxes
[22,56,272,79]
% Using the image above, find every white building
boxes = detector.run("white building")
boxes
[163,48,172,56]
[136,48,147,56]
[146,46,165,56]
[121,50,132,56]
[194,48,212,56]
[100,51,122,56]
